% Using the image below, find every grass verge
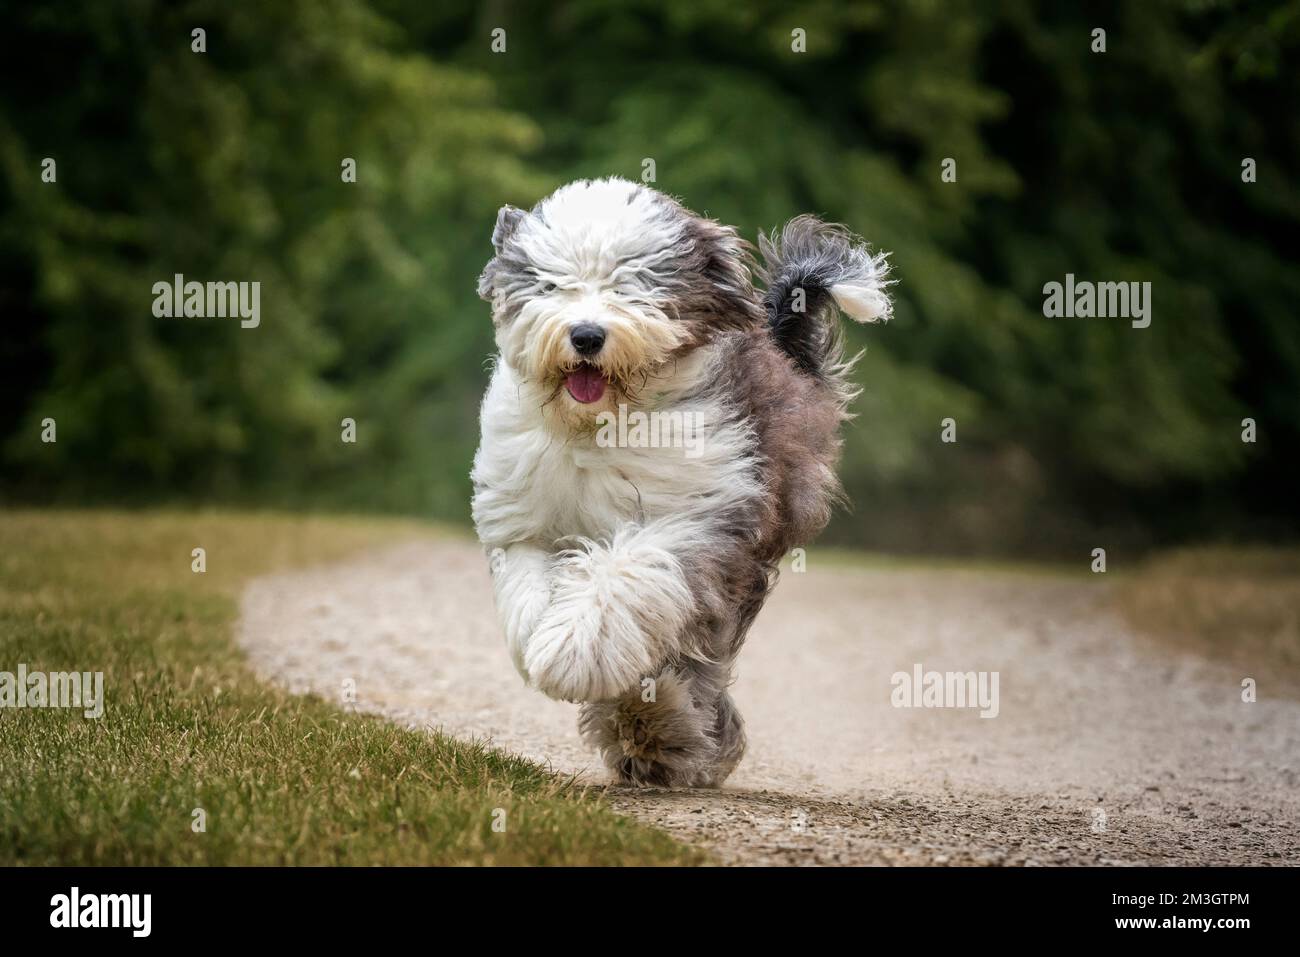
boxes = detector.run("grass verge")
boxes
[0,509,700,865]
[1114,546,1300,698]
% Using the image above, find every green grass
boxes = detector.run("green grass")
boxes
[0,509,701,865]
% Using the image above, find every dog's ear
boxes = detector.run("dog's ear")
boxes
[479,205,526,303]
[491,205,524,253]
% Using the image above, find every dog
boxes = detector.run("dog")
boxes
[472,177,891,787]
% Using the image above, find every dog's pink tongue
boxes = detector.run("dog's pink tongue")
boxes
[565,366,607,404]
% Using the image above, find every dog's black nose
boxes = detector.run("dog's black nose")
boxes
[569,323,606,356]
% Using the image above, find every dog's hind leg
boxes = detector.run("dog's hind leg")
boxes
[707,680,747,786]
[578,658,745,788]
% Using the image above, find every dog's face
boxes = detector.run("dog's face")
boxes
[478,178,759,429]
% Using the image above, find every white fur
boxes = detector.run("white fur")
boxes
[474,178,768,703]
[488,543,552,680]
[830,280,891,323]
[493,179,689,393]
[473,347,760,701]
[522,524,696,701]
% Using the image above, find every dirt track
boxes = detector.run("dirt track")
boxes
[239,538,1300,865]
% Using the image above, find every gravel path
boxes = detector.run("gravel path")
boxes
[238,538,1300,865]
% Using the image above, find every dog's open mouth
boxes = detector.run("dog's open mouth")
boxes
[564,363,609,404]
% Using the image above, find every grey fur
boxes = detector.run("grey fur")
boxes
[579,659,747,788]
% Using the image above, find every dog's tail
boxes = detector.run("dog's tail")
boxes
[756,215,892,392]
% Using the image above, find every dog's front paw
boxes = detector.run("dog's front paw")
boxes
[523,536,690,702]
[524,608,655,703]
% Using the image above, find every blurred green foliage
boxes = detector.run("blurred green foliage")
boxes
[2,0,1297,555]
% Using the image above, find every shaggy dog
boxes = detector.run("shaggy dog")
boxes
[472,177,891,787]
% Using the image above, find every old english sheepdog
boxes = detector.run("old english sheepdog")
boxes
[472,177,892,787]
